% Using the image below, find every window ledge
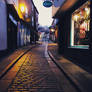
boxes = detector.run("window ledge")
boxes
[68,45,89,49]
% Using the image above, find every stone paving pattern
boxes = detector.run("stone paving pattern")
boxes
[8,44,63,92]
[0,45,34,75]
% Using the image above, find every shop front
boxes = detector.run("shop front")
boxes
[7,4,19,50]
[50,26,58,42]
[70,1,90,49]
[50,19,59,42]
[54,0,92,66]
[17,20,31,47]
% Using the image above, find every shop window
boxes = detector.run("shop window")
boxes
[70,1,90,49]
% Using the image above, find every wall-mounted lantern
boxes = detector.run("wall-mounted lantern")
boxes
[19,3,26,13]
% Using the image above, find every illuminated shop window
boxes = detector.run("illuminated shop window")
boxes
[70,1,90,48]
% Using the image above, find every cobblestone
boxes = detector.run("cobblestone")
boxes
[8,45,63,92]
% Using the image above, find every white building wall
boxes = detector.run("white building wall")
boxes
[6,0,18,5]
[0,1,7,50]
[6,0,18,12]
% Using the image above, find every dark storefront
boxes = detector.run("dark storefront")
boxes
[55,0,92,67]
[7,4,19,50]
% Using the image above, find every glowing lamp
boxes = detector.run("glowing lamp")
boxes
[85,7,90,16]
[19,4,26,13]
[51,28,55,32]
[73,14,79,21]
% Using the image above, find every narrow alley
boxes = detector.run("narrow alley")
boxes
[0,41,78,92]
[0,0,92,92]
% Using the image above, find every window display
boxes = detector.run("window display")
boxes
[71,1,90,48]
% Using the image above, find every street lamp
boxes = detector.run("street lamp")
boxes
[51,28,55,32]
[19,3,29,20]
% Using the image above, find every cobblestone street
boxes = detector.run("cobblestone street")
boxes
[7,43,63,92]
[0,0,92,92]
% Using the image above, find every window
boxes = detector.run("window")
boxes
[32,16,34,26]
[70,1,90,49]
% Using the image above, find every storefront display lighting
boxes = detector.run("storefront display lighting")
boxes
[73,14,79,21]
[85,7,90,16]
[71,1,90,48]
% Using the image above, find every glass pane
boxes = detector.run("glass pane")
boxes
[71,1,90,46]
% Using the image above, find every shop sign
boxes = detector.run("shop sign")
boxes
[43,1,53,7]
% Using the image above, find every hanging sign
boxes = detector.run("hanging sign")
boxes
[43,0,53,7]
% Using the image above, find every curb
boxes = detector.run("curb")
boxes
[0,45,35,79]
[48,51,84,92]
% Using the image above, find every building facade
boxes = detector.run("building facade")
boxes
[49,19,58,42]
[0,0,7,52]
[53,0,92,66]
[0,0,39,56]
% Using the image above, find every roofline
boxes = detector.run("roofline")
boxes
[53,0,88,18]
[31,0,39,14]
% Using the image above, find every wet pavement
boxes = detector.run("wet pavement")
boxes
[0,45,35,79]
[1,41,91,92]
[7,42,64,92]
